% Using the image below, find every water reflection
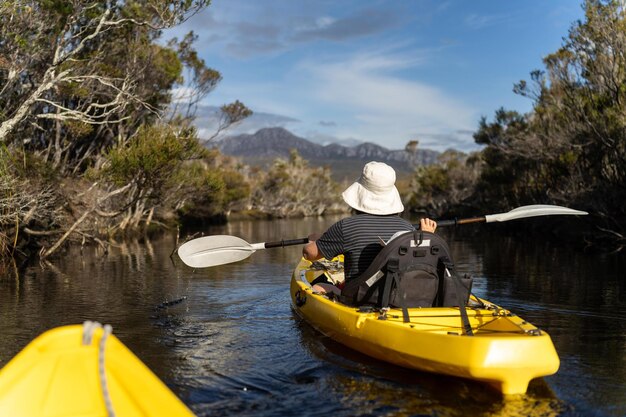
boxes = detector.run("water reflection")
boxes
[0,218,624,416]
[0,235,190,372]
[294,316,566,417]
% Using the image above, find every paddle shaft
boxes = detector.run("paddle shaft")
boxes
[434,217,486,227]
[263,238,310,248]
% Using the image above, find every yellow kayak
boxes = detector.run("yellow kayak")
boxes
[0,323,195,417]
[290,257,560,396]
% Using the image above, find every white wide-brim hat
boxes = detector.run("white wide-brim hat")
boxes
[342,161,404,215]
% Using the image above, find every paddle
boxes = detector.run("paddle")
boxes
[435,204,588,227]
[177,235,309,268]
[177,204,587,268]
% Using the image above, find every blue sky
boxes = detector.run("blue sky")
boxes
[166,0,583,152]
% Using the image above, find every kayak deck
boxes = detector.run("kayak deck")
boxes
[0,323,195,417]
[290,258,560,395]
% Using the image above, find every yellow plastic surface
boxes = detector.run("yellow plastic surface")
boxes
[291,258,560,395]
[0,325,195,417]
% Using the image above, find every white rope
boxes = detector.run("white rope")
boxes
[82,321,116,417]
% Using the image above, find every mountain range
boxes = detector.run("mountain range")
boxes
[215,127,439,181]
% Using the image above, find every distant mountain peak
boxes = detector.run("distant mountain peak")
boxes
[217,127,439,179]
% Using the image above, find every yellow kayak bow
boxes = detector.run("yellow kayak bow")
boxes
[0,322,195,417]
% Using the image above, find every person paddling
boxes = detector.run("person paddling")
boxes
[303,161,437,294]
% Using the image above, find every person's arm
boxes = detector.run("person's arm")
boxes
[303,221,344,261]
[420,218,437,233]
[303,233,323,261]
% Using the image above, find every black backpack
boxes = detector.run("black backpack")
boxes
[339,230,473,331]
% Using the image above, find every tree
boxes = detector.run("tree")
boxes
[0,145,63,258]
[471,0,626,247]
[167,31,221,121]
[0,1,255,258]
[516,1,625,206]
[251,150,344,217]
[472,108,553,209]
[0,0,210,171]
[406,149,482,217]
[404,139,419,165]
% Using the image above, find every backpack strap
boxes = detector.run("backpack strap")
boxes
[443,259,474,336]
[413,229,423,247]
[380,257,398,308]
[379,258,410,323]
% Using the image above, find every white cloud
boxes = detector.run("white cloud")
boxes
[297,48,480,151]
[316,16,335,29]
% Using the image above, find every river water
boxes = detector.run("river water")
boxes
[0,216,624,417]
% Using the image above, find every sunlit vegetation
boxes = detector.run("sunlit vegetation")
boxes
[250,150,346,217]
[406,150,482,217]
[0,0,253,260]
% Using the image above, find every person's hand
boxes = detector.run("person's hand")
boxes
[420,218,437,233]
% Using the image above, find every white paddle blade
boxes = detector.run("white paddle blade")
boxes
[485,205,588,223]
[177,235,256,268]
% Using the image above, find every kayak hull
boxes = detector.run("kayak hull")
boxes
[0,324,195,417]
[291,258,559,395]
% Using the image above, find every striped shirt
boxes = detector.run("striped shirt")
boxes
[316,213,415,282]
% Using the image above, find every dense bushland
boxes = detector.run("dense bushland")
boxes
[407,0,626,250]
[0,0,254,259]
